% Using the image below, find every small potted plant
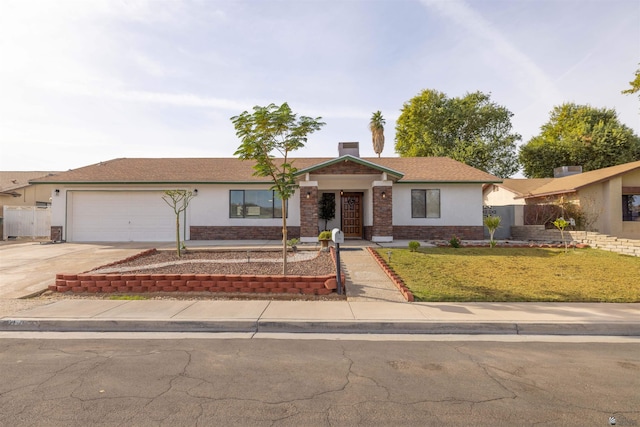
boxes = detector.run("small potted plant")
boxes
[318,230,332,251]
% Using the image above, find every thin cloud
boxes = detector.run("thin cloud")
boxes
[420,0,562,102]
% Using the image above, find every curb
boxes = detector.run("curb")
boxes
[1,319,638,336]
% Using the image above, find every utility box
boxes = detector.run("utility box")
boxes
[331,228,344,244]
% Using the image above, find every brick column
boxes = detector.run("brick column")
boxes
[299,183,319,242]
[372,184,393,242]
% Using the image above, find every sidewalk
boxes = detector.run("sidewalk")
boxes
[1,300,639,335]
[1,240,639,336]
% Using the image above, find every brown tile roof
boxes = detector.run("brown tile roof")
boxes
[30,156,501,184]
[525,160,640,198]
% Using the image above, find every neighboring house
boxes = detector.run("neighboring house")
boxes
[484,161,640,239]
[483,178,554,237]
[31,144,501,243]
[1,171,58,239]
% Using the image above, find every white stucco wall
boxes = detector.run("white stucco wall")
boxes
[189,184,300,228]
[393,183,483,226]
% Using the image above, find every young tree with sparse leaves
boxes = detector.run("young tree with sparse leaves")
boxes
[231,102,325,275]
[162,189,195,258]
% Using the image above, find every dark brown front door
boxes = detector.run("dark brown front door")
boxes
[341,193,362,238]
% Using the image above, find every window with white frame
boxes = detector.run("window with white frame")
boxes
[411,189,440,218]
[229,190,286,218]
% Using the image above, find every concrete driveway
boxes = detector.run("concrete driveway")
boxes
[0,241,162,298]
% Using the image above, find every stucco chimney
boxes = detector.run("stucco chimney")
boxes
[553,166,582,178]
[338,142,360,157]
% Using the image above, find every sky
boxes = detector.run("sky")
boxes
[1,0,638,176]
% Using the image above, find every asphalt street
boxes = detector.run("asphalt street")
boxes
[0,337,638,426]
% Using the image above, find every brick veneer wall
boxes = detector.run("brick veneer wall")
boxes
[372,186,392,237]
[393,226,484,240]
[316,161,381,175]
[190,226,300,240]
[300,186,319,238]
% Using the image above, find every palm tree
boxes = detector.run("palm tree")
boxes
[369,111,385,157]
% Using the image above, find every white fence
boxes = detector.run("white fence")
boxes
[2,206,51,239]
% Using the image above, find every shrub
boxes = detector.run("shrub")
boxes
[318,230,332,240]
[448,235,461,248]
[408,241,421,252]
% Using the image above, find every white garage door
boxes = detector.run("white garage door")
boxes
[68,191,179,242]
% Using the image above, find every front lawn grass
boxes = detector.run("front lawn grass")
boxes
[376,247,640,302]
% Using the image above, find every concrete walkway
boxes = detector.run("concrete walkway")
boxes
[341,248,406,302]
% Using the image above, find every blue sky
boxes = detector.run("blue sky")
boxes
[1,0,638,176]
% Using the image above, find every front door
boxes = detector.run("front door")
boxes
[341,193,363,238]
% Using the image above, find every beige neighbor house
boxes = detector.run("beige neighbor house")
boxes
[483,161,640,240]
[31,144,501,243]
[0,171,58,239]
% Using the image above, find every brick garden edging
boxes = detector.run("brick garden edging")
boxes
[49,248,345,296]
[366,247,414,302]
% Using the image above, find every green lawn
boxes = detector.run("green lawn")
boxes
[376,247,640,302]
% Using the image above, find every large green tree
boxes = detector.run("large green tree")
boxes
[231,102,325,275]
[519,103,640,178]
[394,89,521,178]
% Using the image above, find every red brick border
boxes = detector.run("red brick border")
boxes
[366,247,415,302]
[50,248,346,296]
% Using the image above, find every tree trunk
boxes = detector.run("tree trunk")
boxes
[175,214,181,258]
[282,200,288,275]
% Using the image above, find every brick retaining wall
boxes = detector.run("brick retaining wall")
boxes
[50,248,345,295]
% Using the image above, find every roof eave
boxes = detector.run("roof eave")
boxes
[295,155,405,179]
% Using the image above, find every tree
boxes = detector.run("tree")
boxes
[394,89,521,178]
[622,67,640,96]
[483,215,501,248]
[318,193,335,231]
[162,189,195,258]
[369,111,385,157]
[231,102,325,275]
[519,103,640,178]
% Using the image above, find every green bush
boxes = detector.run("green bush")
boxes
[449,235,461,248]
[408,241,421,252]
[318,230,332,240]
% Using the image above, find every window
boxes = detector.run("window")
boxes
[411,189,440,218]
[622,195,640,221]
[229,190,285,218]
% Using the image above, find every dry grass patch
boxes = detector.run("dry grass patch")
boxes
[376,247,640,302]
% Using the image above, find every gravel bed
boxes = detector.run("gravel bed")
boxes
[89,249,336,276]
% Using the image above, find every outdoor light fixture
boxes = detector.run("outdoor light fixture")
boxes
[193,189,198,196]
[54,189,60,196]
[306,191,310,199]
[340,190,344,196]
[382,191,386,199]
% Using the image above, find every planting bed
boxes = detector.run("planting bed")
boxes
[48,249,344,297]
